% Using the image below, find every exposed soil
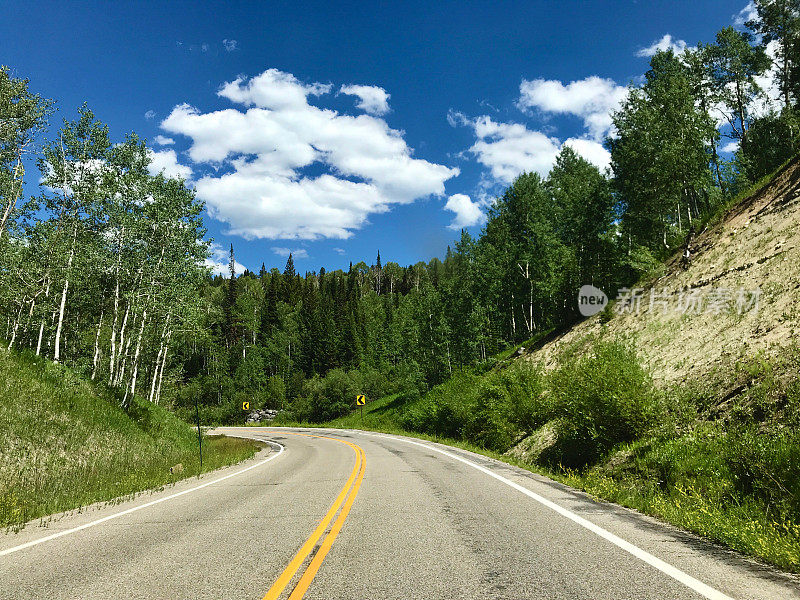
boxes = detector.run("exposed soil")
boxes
[527,157,800,388]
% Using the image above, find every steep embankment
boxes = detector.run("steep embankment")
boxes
[503,157,800,571]
[532,156,800,387]
[0,350,259,529]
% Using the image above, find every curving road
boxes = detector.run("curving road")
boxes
[1,427,798,599]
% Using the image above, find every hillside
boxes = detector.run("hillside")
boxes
[531,155,800,388]
[0,350,259,529]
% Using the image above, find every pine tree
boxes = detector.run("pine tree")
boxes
[374,250,382,294]
[224,244,238,348]
[282,253,296,304]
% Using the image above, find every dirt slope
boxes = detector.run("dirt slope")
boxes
[528,157,800,387]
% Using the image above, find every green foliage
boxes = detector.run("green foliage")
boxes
[727,427,800,517]
[738,108,800,181]
[609,50,717,256]
[545,341,659,467]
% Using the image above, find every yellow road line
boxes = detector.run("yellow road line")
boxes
[289,443,365,599]
[261,432,365,600]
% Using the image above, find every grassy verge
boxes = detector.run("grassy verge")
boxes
[0,349,261,529]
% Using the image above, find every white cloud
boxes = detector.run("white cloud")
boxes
[444,193,486,230]
[333,247,346,255]
[636,34,688,58]
[721,141,740,153]
[272,247,309,259]
[467,116,561,182]
[153,135,174,146]
[205,242,249,277]
[517,76,627,140]
[457,115,610,184]
[734,2,758,26]
[160,69,458,240]
[752,40,783,115]
[339,84,391,116]
[144,110,156,120]
[563,138,611,172]
[147,149,193,181]
[222,39,239,52]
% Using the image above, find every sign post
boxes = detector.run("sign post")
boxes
[356,394,366,420]
[193,395,203,475]
[242,401,250,425]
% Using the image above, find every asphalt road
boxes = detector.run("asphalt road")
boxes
[1,427,798,599]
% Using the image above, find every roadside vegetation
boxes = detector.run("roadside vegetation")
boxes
[0,349,260,529]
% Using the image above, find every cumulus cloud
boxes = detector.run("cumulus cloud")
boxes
[734,2,758,26]
[144,110,156,120]
[205,242,249,277]
[636,34,688,57]
[721,141,740,153]
[272,247,309,259]
[153,135,174,146]
[222,39,239,52]
[517,76,627,140]
[563,138,611,172]
[160,69,458,240]
[444,194,486,230]
[339,84,391,116]
[454,114,610,184]
[147,149,193,181]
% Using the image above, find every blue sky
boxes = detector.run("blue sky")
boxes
[2,0,752,275]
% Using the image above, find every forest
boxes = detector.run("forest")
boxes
[1,0,799,424]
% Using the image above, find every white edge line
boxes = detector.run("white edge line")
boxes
[354,430,735,600]
[0,438,284,558]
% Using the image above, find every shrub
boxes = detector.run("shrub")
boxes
[462,362,549,452]
[726,427,800,518]
[546,341,658,468]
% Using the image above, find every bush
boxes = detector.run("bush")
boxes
[726,427,800,518]
[546,341,658,468]
[462,363,548,452]
[263,376,286,410]
[290,369,357,423]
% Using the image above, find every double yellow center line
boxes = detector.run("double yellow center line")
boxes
[262,432,366,600]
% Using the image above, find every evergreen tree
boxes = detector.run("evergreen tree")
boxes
[224,244,238,349]
[282,253,296,304]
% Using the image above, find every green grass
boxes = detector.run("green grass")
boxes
[0,349,261,529]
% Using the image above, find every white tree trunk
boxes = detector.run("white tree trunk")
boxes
[35,280,51,356]
[108,227,124,384]
[54,226,77,363]
[91,311,104,380]
[0,155,23,239]
[128,310,148,400]
[113,304,131,386]
[148,315,170,402]
[7,305,23,350]
[155,330,172,405]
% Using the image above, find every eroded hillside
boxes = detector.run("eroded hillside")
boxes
[529,157,800,388]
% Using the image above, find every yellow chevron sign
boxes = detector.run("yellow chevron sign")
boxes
[242,401,250,411]
[355,394,366,406]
